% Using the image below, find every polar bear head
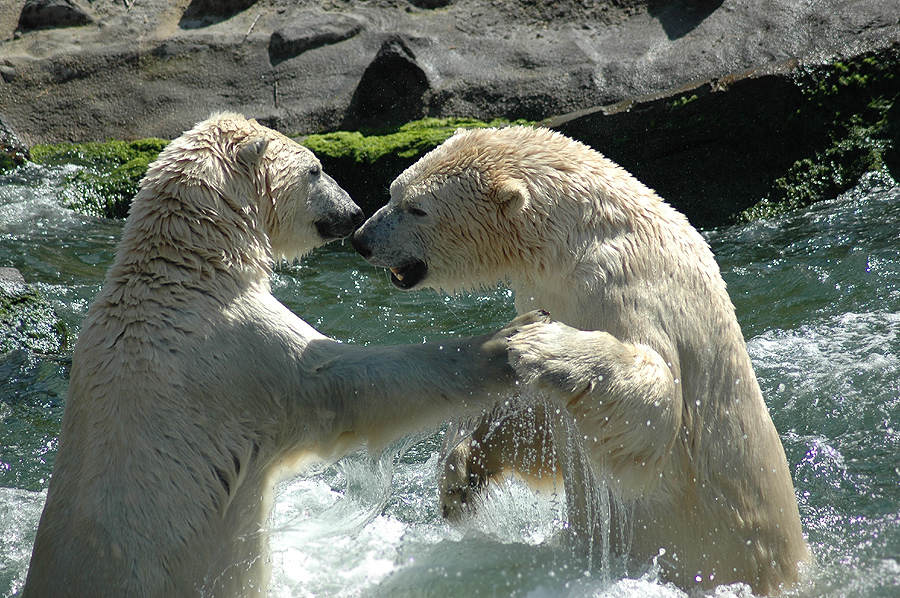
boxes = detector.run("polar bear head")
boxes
[132,112,362,268]
[351,126,630,293]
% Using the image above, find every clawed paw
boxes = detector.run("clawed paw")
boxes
[508,321,593,395]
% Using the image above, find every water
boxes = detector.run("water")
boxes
[1,163,898,597]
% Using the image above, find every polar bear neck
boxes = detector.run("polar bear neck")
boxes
[107,173,273,297]
[511,179,722,333]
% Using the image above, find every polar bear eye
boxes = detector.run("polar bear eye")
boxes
[309,165,321,177]
[407,206,427,217]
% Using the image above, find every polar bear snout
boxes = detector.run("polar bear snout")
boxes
[352,212,429,289]
[314,207,364,242]
[310,172,364,242]
[350,227,372,259]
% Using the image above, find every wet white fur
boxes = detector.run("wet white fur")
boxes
[355,126,811,595]
[22,114,541,598]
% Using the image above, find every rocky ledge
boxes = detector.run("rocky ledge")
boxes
[0,0,898,225]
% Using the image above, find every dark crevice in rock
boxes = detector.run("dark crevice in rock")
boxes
[179,0,261,29]
[342,36,431,130]
[17,0,94,32]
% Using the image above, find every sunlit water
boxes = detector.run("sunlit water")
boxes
[1,163,898,597]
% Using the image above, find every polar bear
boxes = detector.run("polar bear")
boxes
[21,113,548,598]
[351,126,811,595]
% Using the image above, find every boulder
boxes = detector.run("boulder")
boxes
[268,11,365,66]
[0,268,68,355]
[0,0,896,144]
[0,113,29,171]
[0,0,897,223]
[16,0,93,32]
[548,46,900,226]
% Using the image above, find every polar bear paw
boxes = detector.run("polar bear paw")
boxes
[481,309,553,357]
[508,320,597,396]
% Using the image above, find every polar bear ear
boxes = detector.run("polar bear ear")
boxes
[236,137,269,168]
[494,178,529,211]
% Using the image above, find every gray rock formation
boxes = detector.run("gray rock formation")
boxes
[0,0,897,144]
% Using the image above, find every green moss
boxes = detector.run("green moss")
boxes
[31,138,168,218]
[302,117,533,163]
[1,279,68,355]
[740,48,899,221]
[301,117,535,213]
[0,156,16,172]
[671,94,698,110]
[26,118,532,219]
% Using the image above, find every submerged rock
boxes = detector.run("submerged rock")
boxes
[0,268,68,355]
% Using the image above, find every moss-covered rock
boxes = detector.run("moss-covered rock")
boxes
[548,45,900,228]
[741,52,899,221]
[301,117,533,214]
[22,48,899,227]
[0,268,68,355]
[0,115,30,173]
[30,138,168,219]
[25,119,530,219]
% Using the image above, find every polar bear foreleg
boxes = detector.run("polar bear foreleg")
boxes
[296,311,551,459]
[439,399,562,520]
[509,321,682,498]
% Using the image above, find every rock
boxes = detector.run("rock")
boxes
[0,268,68,355]
[343,36,431,129]
[17,0,93,32]
[409,0,453,8]
[0,64,17,84]
[180,0,261,29]
[546,46,900,226]
[268,11,365,66]
[0,112,29,171]
[0,0,897,222]
[1,0,896,144]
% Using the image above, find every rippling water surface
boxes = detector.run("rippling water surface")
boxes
[1,164,898,597]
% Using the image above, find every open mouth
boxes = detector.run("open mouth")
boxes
[388,260,427,290]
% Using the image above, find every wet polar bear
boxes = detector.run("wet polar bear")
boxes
[22,113,549,598]
[352,126,811,595]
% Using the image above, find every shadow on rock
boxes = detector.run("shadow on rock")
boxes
[179,0,259,29]
[649,0,724,40]
[342,36,431,131]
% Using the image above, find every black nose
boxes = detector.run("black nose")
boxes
[351,229,370,259]
[314,206,365,242]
